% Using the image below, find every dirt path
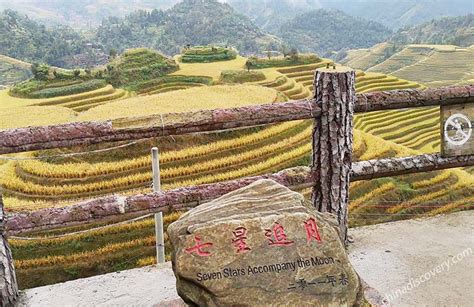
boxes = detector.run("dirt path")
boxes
[348,211,473,306]
[19,211,473,306]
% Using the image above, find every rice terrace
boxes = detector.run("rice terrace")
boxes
[0,0,473,306]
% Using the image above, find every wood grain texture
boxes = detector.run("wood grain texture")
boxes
[311,68,355,242]
[0,196,19,306]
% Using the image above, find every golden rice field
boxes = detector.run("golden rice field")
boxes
[343,44,474,87]
[1,52,472,289]
[9,127,473,289]
[78,85,279,121]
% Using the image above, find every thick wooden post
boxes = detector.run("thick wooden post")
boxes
[0,195,19,306]
[311,66,355,242]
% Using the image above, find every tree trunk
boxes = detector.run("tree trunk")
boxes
[311,67,355,243]
[0,195,19,306]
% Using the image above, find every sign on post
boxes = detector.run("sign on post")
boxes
[441,103,473,156]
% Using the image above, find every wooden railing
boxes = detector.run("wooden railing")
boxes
[0,85,471,155]
[0,67,472,303]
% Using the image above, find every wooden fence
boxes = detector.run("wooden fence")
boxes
[0,67,473,304]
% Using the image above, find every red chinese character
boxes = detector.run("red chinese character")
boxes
[304,217,322,243]
[232,226,251,253]
[265,222,294,246]
[185,235,213,256]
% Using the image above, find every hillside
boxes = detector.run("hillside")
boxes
[0,55,32,87]
[94,0,279,56]
[321,0,474,29]
[0,0,179,29]
[391,14,474,47]
[337,42,398,71]
[0,9,106,68]
[2,0,472,31]
[226,0,474,31]
[0,50,472,289]
[277,9,391,56]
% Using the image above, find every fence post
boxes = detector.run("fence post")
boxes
[311,66,355,243]
[151,147,166,264]
[0,195,19,306]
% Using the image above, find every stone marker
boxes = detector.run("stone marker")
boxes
[168,179,362,306]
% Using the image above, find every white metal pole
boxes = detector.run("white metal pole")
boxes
[151,147,161,193]
[151,147,165,264]
[155,212,165,264]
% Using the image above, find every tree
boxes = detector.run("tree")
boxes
[280,44,290,57]
[31,63,50,80]
[109,48,118,59]
[73,70,80,77]
[289,48,299,61]
[245,58,256,72]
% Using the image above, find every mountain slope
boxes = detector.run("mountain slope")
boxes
[226,0,474,31]
[0,55,32,87]
[278,9,391,55]
[0,9,103,68]
[319,0,474,29]
[0,0,180,28]
[391,14,474,47]
[95,0,279,56]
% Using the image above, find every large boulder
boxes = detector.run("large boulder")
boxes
[168,179,362,306]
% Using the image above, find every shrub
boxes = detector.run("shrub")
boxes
[106,48,179,86]
[129,75,213,93]
[9,80,44,97]
[28,79,107,98]
[219,70,266,84]
[181,46,237,63]
[247,54,321,69]
[31,63,50,80]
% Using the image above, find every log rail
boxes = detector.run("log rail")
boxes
[0,75,472,305]
[0,85,472,155]
[5,153,473,234]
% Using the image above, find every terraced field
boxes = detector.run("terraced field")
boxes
[32,84,130,112]
[343,44,474,88]
[340,42,395,71]
[392,46,474,87]
[0,55,32,87]
[1,52,472,289]
[9,128,473,289]
[0,61,429,206]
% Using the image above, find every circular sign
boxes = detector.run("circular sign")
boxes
[444,113,472,146]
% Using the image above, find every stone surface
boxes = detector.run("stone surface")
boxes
[168,179,361,306]
[19,211,473,306]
